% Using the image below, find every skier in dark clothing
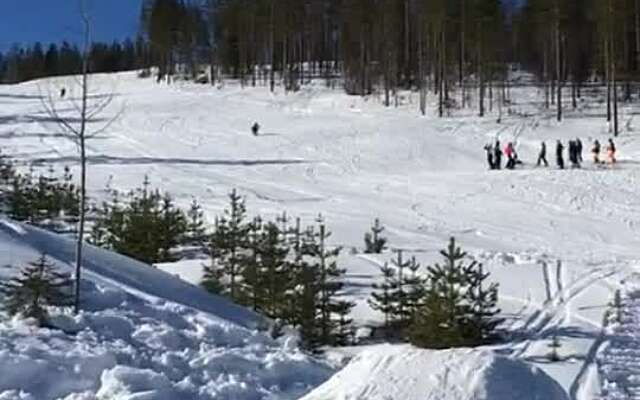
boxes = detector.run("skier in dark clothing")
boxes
[60,88,66,98]
[556,140,565,169]
[576,138,583,163]
[537,142,548,167]
[607,138,617,164]
[592,140,601,164]
[251,122,260,136]
[484,145,495,170]
[494,141,502,170]
[568,140,579,168]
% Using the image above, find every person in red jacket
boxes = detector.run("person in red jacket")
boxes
[504,142,516,169]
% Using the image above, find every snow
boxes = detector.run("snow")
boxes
[301,344,568,400]
[1,71,640,398]
[0,219,331,400]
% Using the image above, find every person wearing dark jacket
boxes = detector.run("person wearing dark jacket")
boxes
[494,141,502,170]
[537,142,548,167]
[607,138,617,164]
[484,145,494,170]
[556,140,565,169]
[592,140,601,164]
[576,138,583,162]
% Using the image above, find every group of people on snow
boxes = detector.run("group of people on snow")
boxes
[485,138,617,170]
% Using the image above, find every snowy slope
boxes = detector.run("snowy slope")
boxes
[301,344,568,400]
[2,71,640,398]
[0,219,331,400]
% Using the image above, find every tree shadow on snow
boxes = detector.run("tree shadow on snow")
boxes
[29,155,311,167]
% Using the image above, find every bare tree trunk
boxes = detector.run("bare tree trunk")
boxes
[460,0,466,108]
[73,0,91,315]
[606,37,612,122]
[555,2,562,122]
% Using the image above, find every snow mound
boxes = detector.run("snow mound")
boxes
[301,345,568,400]
[0,220,332,399]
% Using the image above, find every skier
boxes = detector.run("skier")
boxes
[60,88,66,98]
[494,141,502,170]
[607,138,617,164]
[537,141,548,167]
[251,122,260,136]
[484,144,495,170]
[592,139,601,164]
[556,140,565,169]
[504,142,516,170]
[569,140,579,168]
[576,138,583,163]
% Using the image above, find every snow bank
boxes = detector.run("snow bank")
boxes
[0,220,332,399]
[301,345,568,400]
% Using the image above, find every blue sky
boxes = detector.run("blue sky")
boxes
[0,0,141,51]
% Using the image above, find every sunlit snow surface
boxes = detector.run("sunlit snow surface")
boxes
[2,72,640,398]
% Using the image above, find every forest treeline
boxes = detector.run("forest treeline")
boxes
[1,0,639,131]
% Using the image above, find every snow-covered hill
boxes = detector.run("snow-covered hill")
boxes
[301,345,568,400]
[0,219,331,399]
[2,71,640,398]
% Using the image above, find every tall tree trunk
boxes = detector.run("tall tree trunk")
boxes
[75,0,91,315]
[555,3,562,122]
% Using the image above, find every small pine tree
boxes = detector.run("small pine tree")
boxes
[185,198,207,247]
[241,216,263,311]
[368,262,398,331]
[611,289,623,323]
[158,193,187,261]
[410,237,499,349]
[204,189,250,302]
[0,254,72,326]
[255,221,290,319]
[403,256,425,322]
[364,218,387,254]
[465,262,502,344]
[391,250,413,328]
[308,216,354,346]
[548,334,561,362]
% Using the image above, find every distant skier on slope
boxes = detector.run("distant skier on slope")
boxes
[60,88,66,98]
[556,140,565,169]
[537,142,548,167]
[607,138,617,164]
[494,141,503,170]
[251,122,260,136]
[592,140,601,164]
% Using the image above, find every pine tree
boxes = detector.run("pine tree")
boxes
[158,193,187,261]
[410,237,499,349]
[391,249,412,328]
[308,216,354,346]
[204,189,250,302]
[465,261,502,344]
[403,256,425,323]
[255,221,290,319]
[0,254,72,326]
[185,198,207,247]
[364,218,387,254]
[548,334,561,361]
[368,262,398,331]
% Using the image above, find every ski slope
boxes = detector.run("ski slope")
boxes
[2,72,640,398]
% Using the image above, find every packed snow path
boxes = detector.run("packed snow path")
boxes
[2,72,640,398]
